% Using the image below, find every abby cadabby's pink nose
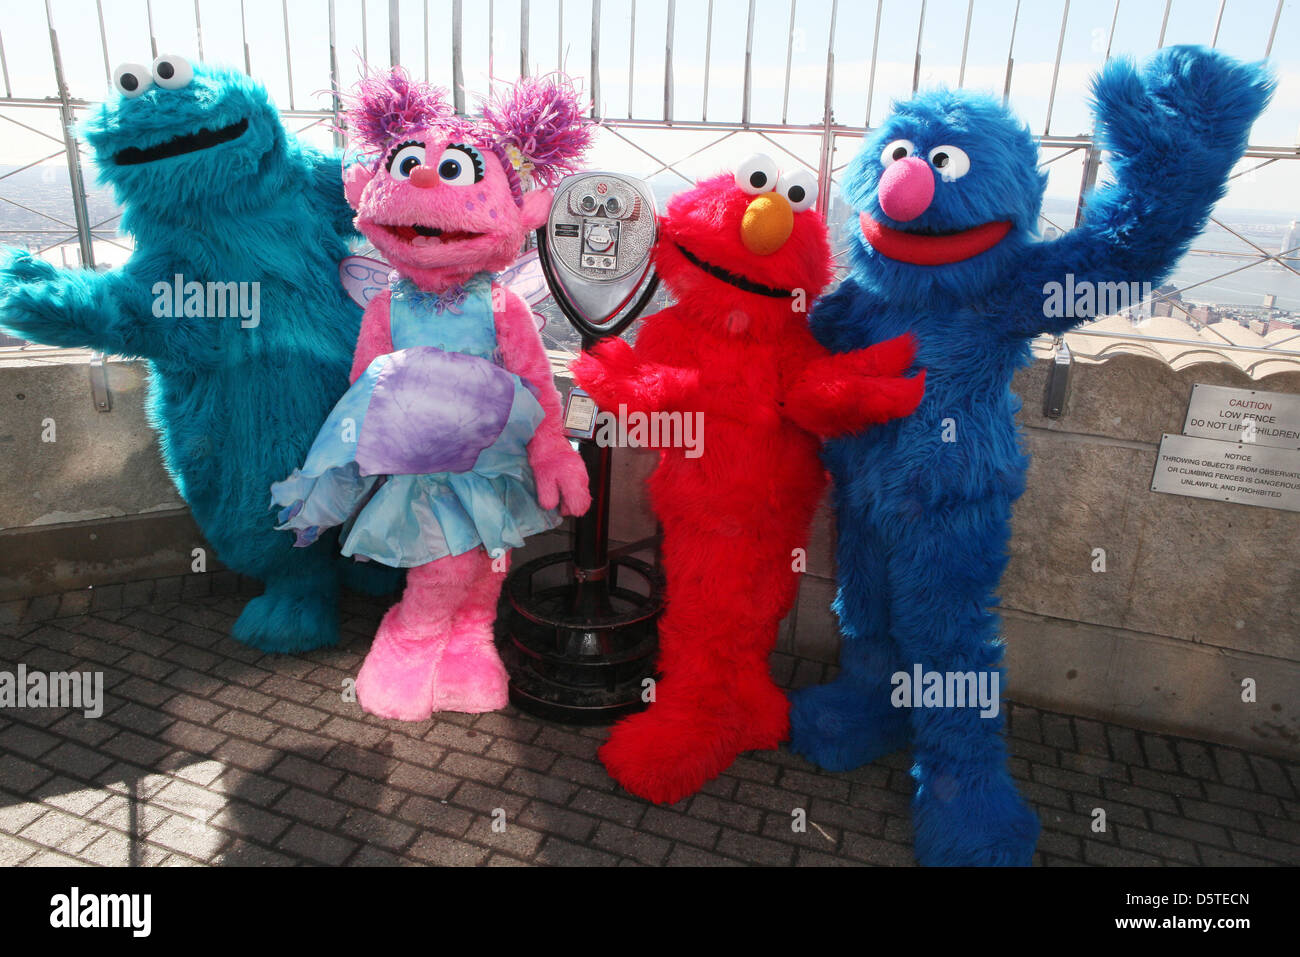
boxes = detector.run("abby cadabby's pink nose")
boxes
[877,156,935,222]
[409,164,440,189]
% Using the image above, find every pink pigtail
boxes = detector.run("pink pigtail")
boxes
[481,73,594,189]
[342,65,458,161]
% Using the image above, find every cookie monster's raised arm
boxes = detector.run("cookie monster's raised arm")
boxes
[999,46,1273,339]
[0,251,167,359]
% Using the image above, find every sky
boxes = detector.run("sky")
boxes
[0,0,1297,211]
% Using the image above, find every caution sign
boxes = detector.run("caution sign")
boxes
[1183,384,1300,450]
[1152,434,1300,512]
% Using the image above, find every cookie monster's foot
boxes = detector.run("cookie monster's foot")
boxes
[599,678,788,805]
[231,577,340,653]
[788,676,911,772]
[338,558,404,598]
[355,604,448,722]
[911,763,1040,866]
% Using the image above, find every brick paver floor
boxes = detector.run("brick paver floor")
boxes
[1,572,1296,867]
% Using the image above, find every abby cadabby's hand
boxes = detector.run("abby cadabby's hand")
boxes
[530,434,592,517]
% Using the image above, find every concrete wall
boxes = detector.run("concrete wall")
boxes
[1,352,1296,758]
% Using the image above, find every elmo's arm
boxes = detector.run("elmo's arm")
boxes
[569,307,701,415]
[780,333,925,438]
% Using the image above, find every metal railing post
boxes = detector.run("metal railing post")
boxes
[46,0,110,411]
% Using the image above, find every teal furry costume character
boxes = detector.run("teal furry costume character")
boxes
[0,57,387,650]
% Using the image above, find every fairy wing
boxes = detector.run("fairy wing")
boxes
[342,249,551,331]
[339,255,392,308]
[498,247,552,332]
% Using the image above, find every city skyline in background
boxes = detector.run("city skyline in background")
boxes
[1,0,1298,360]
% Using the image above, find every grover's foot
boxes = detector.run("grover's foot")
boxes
[232,579,339,653]
[355,605,447,721]
[911,764,1039,866]
[428,624,508,714]
[788,676,910,772]
[599,680,788,805]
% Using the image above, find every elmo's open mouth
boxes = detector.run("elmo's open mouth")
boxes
[382,224,483,245]
[114,118,249,165]
[859,213,1012,266]
[675,244,792,298]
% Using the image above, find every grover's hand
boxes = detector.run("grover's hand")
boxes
[1093,45,1273,165]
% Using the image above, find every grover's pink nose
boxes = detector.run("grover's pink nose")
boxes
[877,156,935,222]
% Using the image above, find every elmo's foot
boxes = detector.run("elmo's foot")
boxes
[599,682,788,805]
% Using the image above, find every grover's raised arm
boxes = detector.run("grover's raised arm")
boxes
[999,46,1273,339]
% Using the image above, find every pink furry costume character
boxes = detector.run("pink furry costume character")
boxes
[271,69,592,719]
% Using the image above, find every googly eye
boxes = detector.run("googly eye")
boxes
[880,139,915,167]
[152,55,193,90]
[776,168,818,212]
[113,63,153,98]
[437,144,485,186]
[734,153,779,195]
[927,145,970,181]
[386,141,426,179]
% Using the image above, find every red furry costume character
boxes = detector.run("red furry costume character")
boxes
[571,155,925,804]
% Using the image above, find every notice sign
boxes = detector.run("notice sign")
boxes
[562,387,599,440]
[1152,434,1300,512]
[1182,384,1300,450]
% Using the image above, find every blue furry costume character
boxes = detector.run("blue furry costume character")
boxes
[789,47,1272,865]
[0,57,384,651]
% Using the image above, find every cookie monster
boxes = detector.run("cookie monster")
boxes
[788,46,1273,865]
[0,56,385,651]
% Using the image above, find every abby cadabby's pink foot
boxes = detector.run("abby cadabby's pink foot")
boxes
[429,549,509,714]
[355,603,446,721]
[429,635,509,714]
[355,556,471,721]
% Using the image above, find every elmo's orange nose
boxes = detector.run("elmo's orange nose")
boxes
[741,192,794,255]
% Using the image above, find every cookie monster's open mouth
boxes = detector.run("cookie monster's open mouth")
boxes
[859,213,1012,266]
[675,243,792,298]
[382,224,483,245]
[113,118,249,166]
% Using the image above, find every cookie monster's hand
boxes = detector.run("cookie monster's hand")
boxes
[0,249,81,345]
[0,248,164,358]
[781,333,926,438]
[529,434,592,517]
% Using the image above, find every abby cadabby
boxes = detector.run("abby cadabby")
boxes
[272,68,593,720]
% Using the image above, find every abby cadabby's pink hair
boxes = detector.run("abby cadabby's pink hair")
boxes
[343,67,593,203]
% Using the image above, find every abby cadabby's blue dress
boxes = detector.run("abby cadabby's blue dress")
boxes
[270,273,561,567]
